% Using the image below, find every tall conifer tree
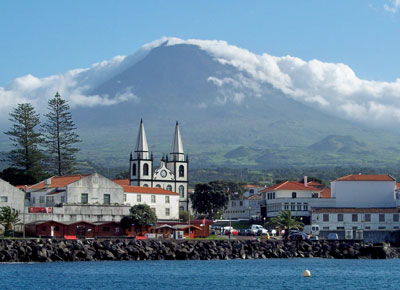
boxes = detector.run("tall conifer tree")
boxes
[42,92,80,176]
[4,103,44,181]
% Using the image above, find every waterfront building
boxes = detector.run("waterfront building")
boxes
[113,179,180,220]
[223,194,262,220]
[260,178,335,224]
[129,120,189,211]
[0,178,25,214]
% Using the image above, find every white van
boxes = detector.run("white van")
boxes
[303,224,320,237]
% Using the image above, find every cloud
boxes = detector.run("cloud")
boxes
[2,36,400,129]
[384,0,400,13]
[146,37,400,127]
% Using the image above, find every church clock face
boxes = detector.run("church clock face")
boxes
[161,170,167,178]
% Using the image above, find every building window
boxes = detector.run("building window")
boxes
[124,194,127,202]
[323,214,329,222]
[378,226,386,230]
[352,226,358,230]
[143,184,148,187]
[179,165,184,177]
[165,196,170,204]
[337,214,343,222]
[166,208,170,216]
[40,196,45,204]
[365,214,371,222]
[323,226,329,230]
[32,196,36,204]
[232,201,236,207]
[81,193,88,204]
[273,192,275,199]
[352,214,358,222]
[179,206,184,211]
[166,185,172,191]
[156,184,161,188]
[240,201,243,206]
[290,203,295,211]
[60,196,65,203]
[303,203,308,211]
[46,196,54,206]
[104,194,110,205]
[379,214,385,222]
[179,186,184,198]
[103,226,110,232]
[151,195,156,203]
[137,194,141,202]
[249,189,254,194]
[292,192,297,198]
[143,164,149,176]
[297,203,302,211]
[337,226,345,230]
[132,163,136,176]
[394,214,399,222]
[0,196,8,202]
[284,203,289,210]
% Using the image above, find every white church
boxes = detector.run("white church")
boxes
[129,120,189,211]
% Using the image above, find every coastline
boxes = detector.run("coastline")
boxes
[0,238,398,263]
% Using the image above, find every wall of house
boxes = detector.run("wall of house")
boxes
[222,199,261,220]
[312,211,400,231]
[265,197,335,218]
[332,180,396,208]
[66,174,124,205]
[124,192,179,220]
[0,178,25,213]
[23,204,131,223]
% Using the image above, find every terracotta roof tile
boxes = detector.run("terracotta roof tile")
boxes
[247,195,262,200]
[113,179,129,186]
[122,185,179,195]
[29,175,90,190]
[335,174,395,182]
[260,181,321,192]
[320,188,331,198]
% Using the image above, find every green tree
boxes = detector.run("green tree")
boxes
[179,210,193,222]
[120,204,157,234]
[42,92,80,176]
[267,210,303,235]
[4,103,44,182]
[0,206,21,235]
[191,183,229,219]
[0,167,36,186]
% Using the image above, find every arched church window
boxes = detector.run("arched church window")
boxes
[143,184,148,187]
[179,165,184,177]
[132,163,136,176]
[179,185,185,198]
[156,184,161,188]
[166,185,172,191]
[143,164,149,176]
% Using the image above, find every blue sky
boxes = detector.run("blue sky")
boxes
[1,0,399,86]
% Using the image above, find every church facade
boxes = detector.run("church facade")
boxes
[129,120,189,211]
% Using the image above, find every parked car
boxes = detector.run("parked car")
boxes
[288,231,310,241]
[249,225,268,235]
[327,233,339,240]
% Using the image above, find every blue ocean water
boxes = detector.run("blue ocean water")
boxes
[1,258,400,290]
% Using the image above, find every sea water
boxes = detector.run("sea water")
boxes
[1,258,400,290]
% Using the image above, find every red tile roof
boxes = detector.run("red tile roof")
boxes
[313,208,400,213]
[335,174,395,182]
[245,185,262,188]
[320,187,331,198]
[29,175,90,190]
[113,179,179,195]
[260,181,321,192]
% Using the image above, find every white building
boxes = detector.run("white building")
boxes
[129,120,189,211]
[260,180,335,224]
[243,185,265,198]
[331,174,396,208]
[312,208,400,231]
[0,178,25,213]
[28,173,124,207]
[114,179,179,220]
[223,195,262,220]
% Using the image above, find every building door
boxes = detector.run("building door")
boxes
[77,226,86,237]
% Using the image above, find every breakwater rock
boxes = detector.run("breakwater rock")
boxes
[0,239,398,262]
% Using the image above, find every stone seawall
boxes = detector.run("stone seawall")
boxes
[0,239,398,263]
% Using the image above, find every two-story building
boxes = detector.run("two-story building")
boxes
[113,179,179,220]
[260,179,335,224]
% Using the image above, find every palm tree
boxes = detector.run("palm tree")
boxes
[0,206,21,236]
[267,210,303,237]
